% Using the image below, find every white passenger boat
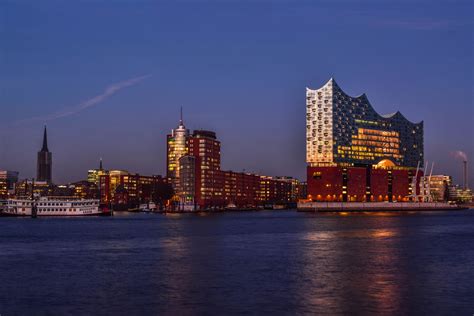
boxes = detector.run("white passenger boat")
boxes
[0,197,111,217]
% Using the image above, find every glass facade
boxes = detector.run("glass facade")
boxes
[306,78,423,168]
[167,120,189,191]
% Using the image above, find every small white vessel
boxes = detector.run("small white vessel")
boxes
[139,201,157,213]
[1,197,111,217]
[225,203,237,211]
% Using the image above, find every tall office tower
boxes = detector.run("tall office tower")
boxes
[37,126,53,183]
[166,110,190,191]
[186,130,222,207]
[306,78,424,202]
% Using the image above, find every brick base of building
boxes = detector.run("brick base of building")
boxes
[307,166,422,202]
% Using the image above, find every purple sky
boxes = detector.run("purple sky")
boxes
[1,0,473,185]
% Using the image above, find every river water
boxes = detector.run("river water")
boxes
[1,210,473,315]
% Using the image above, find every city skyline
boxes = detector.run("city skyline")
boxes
[0,2,473,314]
[1,1,473,185]
[2,95,471,187]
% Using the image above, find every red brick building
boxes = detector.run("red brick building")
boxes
[307,166,422,202]
[186,130,222,208]
[216,172,292,208]
[168,118,298,210]
[99,171,165,207]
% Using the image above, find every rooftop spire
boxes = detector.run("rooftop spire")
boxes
[99,157,103,170]
[180,106,183,125]
[41,125,49,152]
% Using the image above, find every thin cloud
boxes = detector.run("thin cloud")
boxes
[13,74,151,125]
[374,18,469,31]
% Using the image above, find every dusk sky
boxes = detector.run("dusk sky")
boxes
[1,0,472,185]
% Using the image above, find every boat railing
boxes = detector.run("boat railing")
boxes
[8,196,99,202]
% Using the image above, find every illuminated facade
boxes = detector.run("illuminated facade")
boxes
[306,79,424,202]
[0,178,7,199]
[14,180,53,197]
[306,78,423,167]
[99,170,165,206]
[99,170,130,204]
[87,158,107,185]
[179,155,197,206]
[165,115,300,209]
[166,114,189,191]
[0,171,19,198]
[69,181,98,199]
[275,176,306,201]
[186,130,222,207]
[425,175,451,202]
[447,185,473,203]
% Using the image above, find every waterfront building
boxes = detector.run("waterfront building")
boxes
[0,171,19,198]
[274,176,304,202]
[179,155,197,208]
[69,181,98,199]
[297,181,308,200]
[447,185,473,203]
[257,176,292,204]
[37,126,53,183]
[14,180,52,197]
[186,130,222,207]
[87,158,108,185]
[52,184,74,196]
[167,115,302,210]
[218,172,294,208]
[306,79,424,202]
[166,110,190,192]
[99,170,165,207]
[0,178,7,199]
[99,170,130,203]
[221,171,259,207]
[423,175,452,202]
[135,174,167,203]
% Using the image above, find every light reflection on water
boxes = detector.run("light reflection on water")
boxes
[296,216,404,314]
[0,210,473,314]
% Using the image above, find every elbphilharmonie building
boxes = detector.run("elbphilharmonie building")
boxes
[306,79,424,202]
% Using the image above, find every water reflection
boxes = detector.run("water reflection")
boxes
[297,215,404,314]
[365,226,402,314]
[155,216,230,314]
[155,227,195,314]
[1,211,472,314]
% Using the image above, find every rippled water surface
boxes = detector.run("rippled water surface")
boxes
[1,210,473,315]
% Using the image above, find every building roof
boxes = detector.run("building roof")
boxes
[307,78,423,125]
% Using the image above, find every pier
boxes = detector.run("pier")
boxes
[297,201,468,212]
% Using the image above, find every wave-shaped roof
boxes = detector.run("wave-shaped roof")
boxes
[308,78,423,125]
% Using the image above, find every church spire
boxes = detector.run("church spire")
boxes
[41,125,49,152]
[37,125,52,183]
